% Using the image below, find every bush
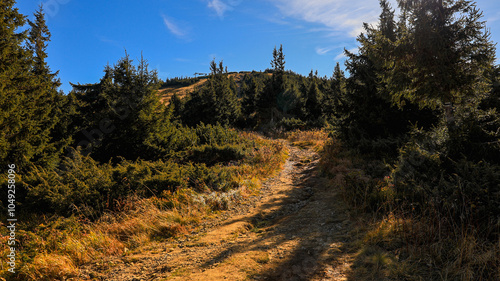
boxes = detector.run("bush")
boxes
[111,159,190,197]
[277,117,306,130]
[22,155,243,217]
[188,163,239,192]
[389,124,500,233]
[24,152,114,216]
[194,123,241,146]
[187,144,247,166]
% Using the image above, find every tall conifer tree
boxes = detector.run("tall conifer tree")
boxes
[338,0,438,154]
[257,45,287,123]
[27,5,68,167]
[182,59,241,126]
[0,2,64,169]
[386,0,496,109]
[0,0,30,168]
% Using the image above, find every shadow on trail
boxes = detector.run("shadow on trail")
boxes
[201,149,357,280]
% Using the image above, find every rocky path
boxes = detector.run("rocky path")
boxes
[87,144,356,281]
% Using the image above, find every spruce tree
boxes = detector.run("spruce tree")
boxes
[323,62,346,124]
[241,76,262,116]
[339,0,439,155]
[0,2,65,169]
[71,54,180,161]
[27,5,68,167]
[277,84,301,114]
[0,0,30,168]
[271,45,285,69]
[206,60,241,126]
[258,45,286,110]
[386,0,496,109]
[182,59,241,126]
[169,92,184,121]
[304,79,323,120]
[28,5,51,77]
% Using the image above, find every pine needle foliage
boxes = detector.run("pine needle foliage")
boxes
[0,3,66,170]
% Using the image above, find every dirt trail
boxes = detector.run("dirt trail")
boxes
[88,144,356,280]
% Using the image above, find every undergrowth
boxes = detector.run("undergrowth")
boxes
[320,137,500,281]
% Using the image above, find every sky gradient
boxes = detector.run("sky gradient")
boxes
[15,0,500,94]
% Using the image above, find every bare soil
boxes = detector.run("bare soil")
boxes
[83,144,357,280]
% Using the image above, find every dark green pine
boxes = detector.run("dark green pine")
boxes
[0,1,33,169]
[27,4,69,168]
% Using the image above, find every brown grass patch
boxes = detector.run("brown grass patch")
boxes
[285,129,328,151]
[159,78,207,104]
[27,254,78,281]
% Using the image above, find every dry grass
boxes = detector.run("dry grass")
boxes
[26,254,78,281]
[63,229,125,264]
[99,197,194,244]
[319,138,353,179]
[400,218,500,280]
[285,129,328,151]
[236,131,288,179]
[159,78,207,104]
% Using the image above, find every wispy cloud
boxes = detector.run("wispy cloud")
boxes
[269,0,397,38]
[315,46,334,55]
[208,0,230,18]
[161,14,187,38]
[207,0,242,19]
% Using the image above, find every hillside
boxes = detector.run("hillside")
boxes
[159,78,207,104]
[158,71,273,104]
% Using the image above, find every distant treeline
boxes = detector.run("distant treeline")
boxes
[161,76,203,88]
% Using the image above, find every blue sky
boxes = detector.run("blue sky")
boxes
[15,0,500,94]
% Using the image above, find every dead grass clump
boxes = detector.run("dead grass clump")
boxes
[321,135,500,280]
[319,138,353,176]
[62,230,124,264]
[286,129,328,151]
[253,251,270,264]
[349,211,500,280]
[27,254,78,281]
[349,215,419,280]
[402,218,500,280]
[100,197,198,246]
[153,223,188,239]
[245,138,288,178]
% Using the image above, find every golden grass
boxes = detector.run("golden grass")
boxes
[348,208,500,280]
[159,78,207,104]
[27,254,78,281]
[285,129,328,151]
